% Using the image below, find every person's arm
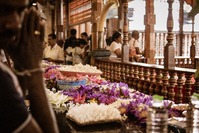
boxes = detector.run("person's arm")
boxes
[56,48,65,64]
[44,57,64,64]
[112,42,121,58]
[135,47,142,55]
[114,48,121,58]
[24,72,59,133]
[19,118,43,133]
[134,40,142,55]
[0,68,42,133]
[7,7,59,133]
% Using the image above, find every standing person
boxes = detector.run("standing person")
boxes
[0,0,59,133]
[109,31,122,58]
[73,39,87,65]
[43,33,65,64]
[129,30,142,61]
[64,28,77,65]
[80,32,90,64]
[80,32,89,44]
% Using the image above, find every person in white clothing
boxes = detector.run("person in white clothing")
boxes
[109,31,122,58]
[73,39,87,65]
[43,33,65,64]
[129,30,143,61]
[129,30,142,55]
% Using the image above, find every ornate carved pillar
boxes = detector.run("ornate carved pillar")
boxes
[55,0,64,41]
[164,0,175,69]
[179,0,184,56]
[121,0,129,62]
[90,0,103,65]
[91,0,103,50]
[186,0,197,68]
[190,17,196,68]
[118,0,123,31]
[144,0,155,64]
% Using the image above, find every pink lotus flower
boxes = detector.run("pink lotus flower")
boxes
[73,93,86,104]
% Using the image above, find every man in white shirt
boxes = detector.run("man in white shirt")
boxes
[43,33,65,64]
[129,30,142,55]
[129,30,143,61]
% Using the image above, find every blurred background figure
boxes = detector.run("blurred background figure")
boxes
[129,30,142,55]
[129,30,143,61]
[73,39,87,65]
[43,33,65,64]
[81,32,90,64]
[64,28,78,65]
[109,31,122,58]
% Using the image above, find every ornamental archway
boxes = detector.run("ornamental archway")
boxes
[97,0,120,49]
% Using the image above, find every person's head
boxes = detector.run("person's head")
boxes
[0,0,29,49]
[81,32,88,41]
[131,30,139,40]
[79,38,87,49]
[48,33,56,46]
[112,31,122,43]
[70,28,76,36]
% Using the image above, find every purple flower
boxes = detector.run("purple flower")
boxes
[45,65,60,73]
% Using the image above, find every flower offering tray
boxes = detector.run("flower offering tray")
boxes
[66,115,122,126]
[59,70,102,76]
[66,118,122,133]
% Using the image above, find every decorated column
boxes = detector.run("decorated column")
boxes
[186,0,198,68]
[179,0,184,56]
[55,0,64,42]
[91,0,103,50]
[121,0,129,62]
[190,17,196,68]
[144,0,155,64]
[164,0,175,69]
